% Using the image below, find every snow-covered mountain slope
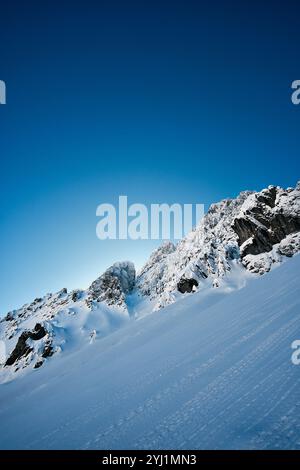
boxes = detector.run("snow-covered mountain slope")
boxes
[0,263,135,380]
[0,254,299,450]
[1,182,299,378]
[136,182,300,309]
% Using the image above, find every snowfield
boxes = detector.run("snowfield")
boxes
[0,255,299,450]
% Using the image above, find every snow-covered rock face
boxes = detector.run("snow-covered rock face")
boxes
[0,289,73,374]
[135,241,176,298]
[88,261,136,309]
[1,182,299,379]
[136,182,300,308]
[0,263,135,379]
[234,184,300,257]
[136,190,253,308]
[234,184,300,273]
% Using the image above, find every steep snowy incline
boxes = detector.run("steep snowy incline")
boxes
[0,255,299,450]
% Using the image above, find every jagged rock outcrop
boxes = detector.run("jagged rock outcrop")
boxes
[0,263,135,376]
[278,232,300,257]
[177,278,199,294]
[5,332,32,366]
[34,360,44,369]
[136,191,253,308]
[72,290,83,302]
[233,184,300,258]
[41,341,54,358]
[136,241,176,298]
[5,323,47,366]
[242,232,300,275]
[88,261,136,309]
[136,182,300,307]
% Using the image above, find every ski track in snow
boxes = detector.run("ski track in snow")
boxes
[0,256,300,449]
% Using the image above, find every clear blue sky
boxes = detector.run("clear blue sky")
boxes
[0,0,299,314]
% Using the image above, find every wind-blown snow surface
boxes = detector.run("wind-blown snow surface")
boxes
[0,255,299,450]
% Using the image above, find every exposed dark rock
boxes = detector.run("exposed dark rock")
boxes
[197,269,208,279]
[177,278,198,294]
[72,290,83,302]
[34,360,44,369]
[5,332,33,366]
[233,218,273,255]
[59,288,68,296]
[4,312,14,322]
[72,291,79,302]
[5,323,47,366]
[42,342,54,358]
[233,186,300,257]
[278,233,300,258]
[256,186,277,208]
[88,261,136,308]
[30,323,47,340]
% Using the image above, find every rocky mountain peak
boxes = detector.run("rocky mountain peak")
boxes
[136,182,300,308]
[233,183,300,272]
[88,261,136,309]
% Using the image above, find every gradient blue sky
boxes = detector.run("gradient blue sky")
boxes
[0,0,299,314]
